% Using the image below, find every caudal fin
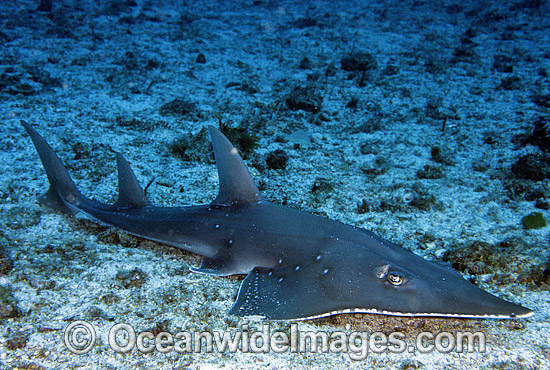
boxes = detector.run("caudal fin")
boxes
[21,121,84,214]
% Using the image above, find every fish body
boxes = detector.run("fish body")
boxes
[22,121,532,320]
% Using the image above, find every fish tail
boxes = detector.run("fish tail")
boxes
[21,120,84,214]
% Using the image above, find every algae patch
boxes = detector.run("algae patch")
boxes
[522,212,547,229]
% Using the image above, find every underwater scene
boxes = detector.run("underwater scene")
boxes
[0,0,549,369]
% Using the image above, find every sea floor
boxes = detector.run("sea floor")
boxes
[0,0,549,369]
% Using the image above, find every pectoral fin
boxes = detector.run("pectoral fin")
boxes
[229,267,343,320]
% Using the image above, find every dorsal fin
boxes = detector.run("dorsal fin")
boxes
[114,152,150,208]
[208,126,262,206]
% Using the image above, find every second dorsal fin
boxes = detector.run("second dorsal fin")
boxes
[208,126,262,206]
[114,152,150,208]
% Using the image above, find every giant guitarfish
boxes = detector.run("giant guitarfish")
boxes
[21,121,532,320]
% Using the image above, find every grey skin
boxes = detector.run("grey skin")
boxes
[21,121,533,320]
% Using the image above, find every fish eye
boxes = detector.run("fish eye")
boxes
[375,265,407,286]
[387,272,405,286]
